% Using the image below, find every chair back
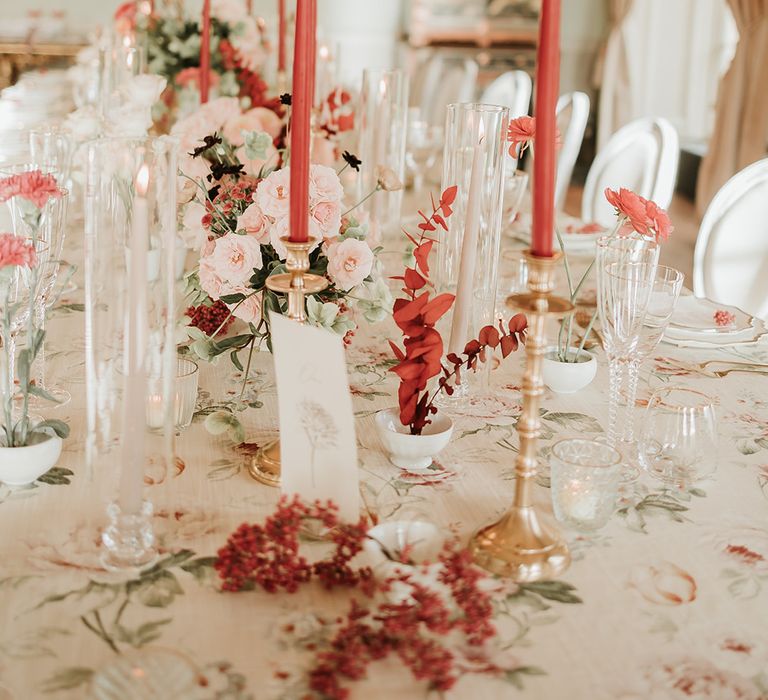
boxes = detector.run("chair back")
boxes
[554,91,590,211]
[480,70,532,118]
[693,158,768,320]
[418,56,478,126]
[582,117,679,227]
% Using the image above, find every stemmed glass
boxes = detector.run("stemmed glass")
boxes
[3,168,70,407]
[405,119,443,194]
[639,387,718,486]
[625,265,684,428]
[596,235,658,476]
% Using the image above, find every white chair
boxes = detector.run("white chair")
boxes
[554,91,590,211]
[480,70,532,119]
[417,55,479,126]
[480,71,532,173]
[693,158,768,320]
[582,117,679,228]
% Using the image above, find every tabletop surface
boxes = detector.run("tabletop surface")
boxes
[1,215,768,700]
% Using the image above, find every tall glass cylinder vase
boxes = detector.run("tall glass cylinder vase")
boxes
[437,103,509,401]
[98,35,146,117]
[85,136,177,570]
[355,68,408,244]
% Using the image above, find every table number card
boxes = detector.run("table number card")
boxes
[269,313,359,521]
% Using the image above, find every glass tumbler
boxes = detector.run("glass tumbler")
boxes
[550,438,622,531]
[639,387,718,486]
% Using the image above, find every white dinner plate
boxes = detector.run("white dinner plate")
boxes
[668,297,753,336]
[662,318,768,348]
[507,213,605,253]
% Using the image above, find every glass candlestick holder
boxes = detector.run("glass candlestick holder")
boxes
[101,500,157,572]
[436,103,509,405]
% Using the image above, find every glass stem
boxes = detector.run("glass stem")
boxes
[620,359,641,444]
[33,304,46,391]
[607,358,622,445]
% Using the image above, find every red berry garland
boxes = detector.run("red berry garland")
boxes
[215,497,500,699]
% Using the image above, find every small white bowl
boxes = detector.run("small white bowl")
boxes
[374,408,453,471]
[0,433,62,486]
[363,520,446,600]
[542,346,597,394]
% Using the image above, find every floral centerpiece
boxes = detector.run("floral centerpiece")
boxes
[175,98,393,377]
[115,0,279,127]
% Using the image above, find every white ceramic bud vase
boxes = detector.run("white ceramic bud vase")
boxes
[542,346,597,394]
[0,433,63,486]
[374,408,453,471]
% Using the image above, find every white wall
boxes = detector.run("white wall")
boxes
[560,0,607,96]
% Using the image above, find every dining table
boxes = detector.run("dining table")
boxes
[1,200,768,700]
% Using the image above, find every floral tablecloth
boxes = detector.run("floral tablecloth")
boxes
[2,229,768,700]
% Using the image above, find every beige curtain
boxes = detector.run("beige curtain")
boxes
[594,0,635,149]
[696,0,768,216]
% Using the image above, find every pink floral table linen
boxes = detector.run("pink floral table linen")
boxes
[1,241,768,700]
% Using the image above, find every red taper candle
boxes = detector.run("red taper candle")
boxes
[531,0,560,258]
[200,0,211,104]
[288,0,316,243]
[277,0,286,73]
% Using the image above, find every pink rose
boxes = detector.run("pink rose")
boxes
[181,202,208,248]
[326,237,374,291]
[223,107,281,146]
[605,187,649,230]
[311,199,341,237]
[229,288,262,325]
[196,97,241,129]
[311,135,337,166]
[199,257,224,300]
[235,143,277,177]
[309,164,343,206]
[209,232,263,291]
[256,167,291,219]
[269,215,321,259]
[629,561,697,605]
[236,202,270,244]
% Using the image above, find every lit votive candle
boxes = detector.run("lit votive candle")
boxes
[550,438,622,531]
[145,358,199,432]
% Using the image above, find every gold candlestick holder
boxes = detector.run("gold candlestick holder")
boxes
[247,237,328,486]
[469,250,573,581]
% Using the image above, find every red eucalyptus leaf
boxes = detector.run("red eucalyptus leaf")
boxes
[388,340,405,362]
[433,213,447,231]
[413,239,433,276]
[404,267,427,290]
[463,339,481,356]
[500,334,519,357]
[418,221,436,232]
[441,185,458,206]
[393,294,429,324]
[421,293,455,326]
[478,325,500,348]
[508,313,528,334]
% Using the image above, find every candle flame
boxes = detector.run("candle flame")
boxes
[135,165,150,197]
[319,44,330,60]
[378,79,387,99]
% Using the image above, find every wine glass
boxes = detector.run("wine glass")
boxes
[639,387,718,486]
[502,170,529,229]
[405,119,443,193]
[596,235,658,476]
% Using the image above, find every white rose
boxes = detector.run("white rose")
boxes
[120,74,167,108]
